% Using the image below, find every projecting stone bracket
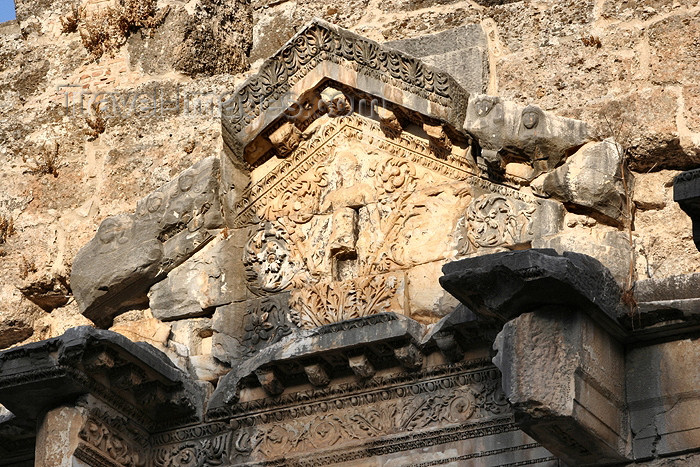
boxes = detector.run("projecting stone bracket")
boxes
[207,313,426,412]
[674,167,700,252]
[0,327,203,431]
[440,249,630,466]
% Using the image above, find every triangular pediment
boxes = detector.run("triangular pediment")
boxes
[221,19,470,161]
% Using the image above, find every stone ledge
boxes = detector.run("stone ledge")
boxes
[0,326,203,432]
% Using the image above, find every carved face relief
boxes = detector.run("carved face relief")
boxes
[244,224,295,294]
[474,97,495,117]
[521,106,542,130]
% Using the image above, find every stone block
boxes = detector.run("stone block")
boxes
[532,228,632,286]
[535,140,631,226]
[169,318,213,356]
[149,235,236,322]
[386,24,489,95]
[406,261,460,323]
[493,309,628,465]
[464,95,589,176]
[71,157,223,327]
[627,338,700,459]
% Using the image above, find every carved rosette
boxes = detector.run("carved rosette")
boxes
[242,294,293,352]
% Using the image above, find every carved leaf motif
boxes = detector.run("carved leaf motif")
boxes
[289,276,397,329]
[307,25,334,53]
[259,60,287,95]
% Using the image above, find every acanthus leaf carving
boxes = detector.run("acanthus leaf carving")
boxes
[289,275,397,329]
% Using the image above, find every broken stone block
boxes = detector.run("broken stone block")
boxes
[169,318,213,356]
[493,309,628,465]
[189,355,229,383]
[535,140,631,226]
[406,261,460,324]
[532,228,632,286]
[386,24,489,95]
[148,235,235,322]
[464,95,589,176]
[71,157,223,327]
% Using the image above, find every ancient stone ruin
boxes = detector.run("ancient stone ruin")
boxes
[1,1,700,466]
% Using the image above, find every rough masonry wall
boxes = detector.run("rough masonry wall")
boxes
[0,0,699,378]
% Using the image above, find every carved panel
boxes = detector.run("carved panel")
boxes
[75,410,148,467]
[234,114,561,329]
[152,362,523,466]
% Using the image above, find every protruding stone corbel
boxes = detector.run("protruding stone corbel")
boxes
[268,122,302,158]
[432,332,464,363]
[394,343,423,371]
[303,363,330,387]
[375,105,404,136]
[255,368,285,396]
[348,354,375,379]
[320,87,350,117]
[423,122,452,152]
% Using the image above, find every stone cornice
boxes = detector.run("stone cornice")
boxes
[221,18,470,160]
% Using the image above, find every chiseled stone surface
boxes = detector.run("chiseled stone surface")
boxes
[493,309,628,466]
[535,140,631,226]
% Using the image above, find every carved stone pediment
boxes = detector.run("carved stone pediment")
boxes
[231,111,564,333]
[221,19,470,160]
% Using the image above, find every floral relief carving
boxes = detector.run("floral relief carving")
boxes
[233,370,506,459]
[464,194,535,252]
[79,417,146,467]
[242,294,293,352]
[289,275,397,329]
[152,433,230,467]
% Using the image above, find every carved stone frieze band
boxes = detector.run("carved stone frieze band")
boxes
[152,361,519,465]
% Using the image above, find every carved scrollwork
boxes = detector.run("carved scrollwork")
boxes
[465,194,535,251]
[152,433,230,467]
[79,417,146,467]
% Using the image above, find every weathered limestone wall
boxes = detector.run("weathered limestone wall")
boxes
[0,0,699,407]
